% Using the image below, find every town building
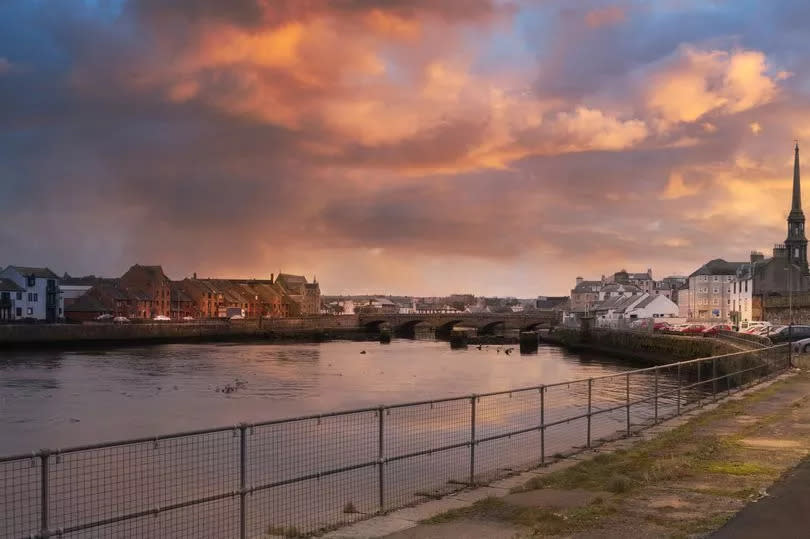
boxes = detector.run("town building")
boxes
[687,259,747,321]
[275,273,321,315]
[119,264,172,318]
[0,266,63,322]
[64,294,112,322]
[60,275,100,308]
[0,278,24,321]
[570,277,602,313]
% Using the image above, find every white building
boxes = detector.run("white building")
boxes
[0,266,63,322]
[0,278,24,321]
[686,259,747,322]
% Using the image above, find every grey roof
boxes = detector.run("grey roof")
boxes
[627,272,651,280]
[689,259,748,277]
[0,278,24,292]
[594,294,640,312]
[6,266,59,279]
[61,275,101,286]
[536,296,568,309]
[633,295,657,309]
[572,280,601,292]
[601,283,642,294]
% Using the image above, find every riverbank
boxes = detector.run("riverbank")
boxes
[324,362,810,538]
[541,328,740,365]
[0,321,377,348]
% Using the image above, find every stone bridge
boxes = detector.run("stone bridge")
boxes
[357,312,559,336]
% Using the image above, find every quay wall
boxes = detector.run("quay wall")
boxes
[0,316,365,347]
[542,328,739,365]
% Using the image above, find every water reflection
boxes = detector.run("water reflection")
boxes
[0,340,637,455]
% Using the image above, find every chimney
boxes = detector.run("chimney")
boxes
[750,251,765,263]
[193,272,197,279]
[576,276,584,285]
[270,273,274,284]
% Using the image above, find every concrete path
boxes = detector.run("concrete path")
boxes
[712,456,810,538]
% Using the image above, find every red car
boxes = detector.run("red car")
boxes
[653,322,671,331]
[681,324,706,335]
[702,324,731,336]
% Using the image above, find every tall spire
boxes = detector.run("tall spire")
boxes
[793,141,802,212]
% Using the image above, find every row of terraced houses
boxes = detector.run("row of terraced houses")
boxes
[0,264,321,323]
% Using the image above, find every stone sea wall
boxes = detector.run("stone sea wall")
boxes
[542,328,739,365]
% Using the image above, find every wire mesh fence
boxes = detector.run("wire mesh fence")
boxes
[1,344,790,538]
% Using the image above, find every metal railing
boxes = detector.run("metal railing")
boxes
[1,345,790,539]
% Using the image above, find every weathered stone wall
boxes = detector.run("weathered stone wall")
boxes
[544,328,739,364]
[0,315,364,346]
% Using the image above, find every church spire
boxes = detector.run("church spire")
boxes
[793,141,802,212]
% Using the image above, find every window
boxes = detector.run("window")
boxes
[58,308,62,314]
[27,275,35,287]
[34,293,38,301]
[28,293,33,301]
[15,308,21,317]
[713,275,719,281]
[745,280,749,292]
[713,288,720,294]
[16,292,21,300]
[26,307,33,315]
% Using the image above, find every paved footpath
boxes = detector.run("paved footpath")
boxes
[712,456,810,538]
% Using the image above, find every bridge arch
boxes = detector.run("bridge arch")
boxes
[477,320,506,335]
[435,320,464,338]
[362,320,389,332]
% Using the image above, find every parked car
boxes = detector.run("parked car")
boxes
[702,324,731,336]
[95,314,113,321]
[741,323,771,335]
[770,325,810,343]
[681,324,706,335]
[792,337,810,354]
[653,322,671,331]
[152,315,171,321]
[230,314,245,320]
[668,324,689,333]
[113,316,130,323]
[181,316,195,321]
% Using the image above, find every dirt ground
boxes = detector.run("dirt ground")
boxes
[387,359,810,538]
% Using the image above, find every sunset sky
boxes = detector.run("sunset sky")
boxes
[2,0,809,296]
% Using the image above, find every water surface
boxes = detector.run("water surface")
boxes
[0,339,638,455]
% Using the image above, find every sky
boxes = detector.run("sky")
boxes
[2,0,810,296]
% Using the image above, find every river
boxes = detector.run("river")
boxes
[0,339,641,456]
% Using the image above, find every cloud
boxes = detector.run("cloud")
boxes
[584,6,626,28]
[645,46,780,126]
[750,121,762,135]
[1,0,809,296]
[660,172,701,200]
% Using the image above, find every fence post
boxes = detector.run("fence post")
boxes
[378,406,385,513]
[654,368,659,423]
[697,361,702,407]
[540,386,545,465]
[625,373,631,436]
[586,379,592,448]
[712,358,718,402]
[40,450,49,538]
[469,395,476,486]
[239,424,247,539]
[676,363,681,415]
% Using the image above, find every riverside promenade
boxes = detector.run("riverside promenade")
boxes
[324,363,810,538]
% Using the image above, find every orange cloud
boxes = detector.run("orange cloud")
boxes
[646,46,779,126]
[585,6,626,28]
[660,172,701,200]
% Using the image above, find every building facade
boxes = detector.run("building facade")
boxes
[275,273,321,315]
[687,259,747,321]
[0,266,63,322]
